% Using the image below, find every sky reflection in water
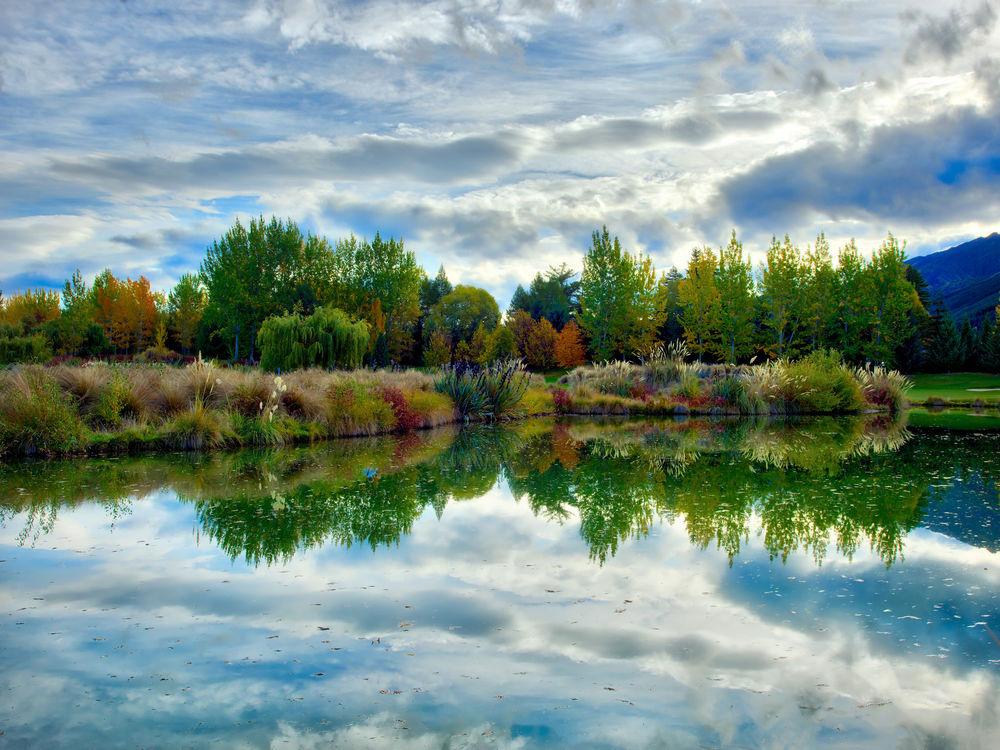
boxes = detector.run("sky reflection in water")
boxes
[1,416,998,749]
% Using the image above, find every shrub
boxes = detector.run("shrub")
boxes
[0,334,52,365]
[0,368,88,455]
[90,370,131,428]
[553,387,572,413]
[378,386,422,432]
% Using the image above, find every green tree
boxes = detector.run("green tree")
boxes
[958,316,977,370]
[578,226,657,360]
[926,297,961,372]
[715,231,755,362]
[835,240,870,362]
[200,216,304,361]
[330,232,422,362]
[678,247,720,361]
[426,285,500,360]
[57,270,91,355]
[258,306,369,372]
[579,227,632,360]
[168,273,206,355]
[758,235,805,359]
[802,234,837,352]
[865,233,914,365]
[655,267,684,343]
[507,266,578,330]
[419,265,453,311]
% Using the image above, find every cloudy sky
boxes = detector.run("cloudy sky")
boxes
[2,0,999,306]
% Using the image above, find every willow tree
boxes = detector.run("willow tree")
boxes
[258,306,369,372]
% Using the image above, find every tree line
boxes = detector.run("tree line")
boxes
[1,215,998,372]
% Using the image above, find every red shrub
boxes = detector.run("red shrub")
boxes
[552,387,572,413]
[378,387,422,432]
[628,382,654,401]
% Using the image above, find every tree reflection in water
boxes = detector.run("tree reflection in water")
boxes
[4,414,1000,566]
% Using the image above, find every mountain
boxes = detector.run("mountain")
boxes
[908,233,1000,324]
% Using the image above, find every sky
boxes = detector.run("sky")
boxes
[1,0,999,308]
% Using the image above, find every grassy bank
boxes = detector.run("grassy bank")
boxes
[0,349,909,458]
[0,359,555,457]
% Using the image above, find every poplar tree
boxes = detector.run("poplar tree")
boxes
[678,247,720,361]
[578,226,635,360]
[802,234,837,352]
[865,233,914,365]
[835,240,869,362]
[714,231,754,363]
[330,232,422,361]
[168,273,206,355]
[758,235,805,359]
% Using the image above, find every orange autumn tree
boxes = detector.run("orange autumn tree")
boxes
[91,271,162,353]
[554,319,587,368]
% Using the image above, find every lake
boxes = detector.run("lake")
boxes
[1,416,998,748]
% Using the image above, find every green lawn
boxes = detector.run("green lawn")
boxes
[906,372,1000,405]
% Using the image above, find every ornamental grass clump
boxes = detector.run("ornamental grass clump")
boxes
[784,349,865,413]
[480,359,530,420]
[595,360,636,397]
[0,367,88,455]
[434,359,529,420]
[739,360,788,413]
[855,365,911,412]
[709,374,747,410]
[638,340,689,386]
[434,362,488,418]
[164,398,232,451]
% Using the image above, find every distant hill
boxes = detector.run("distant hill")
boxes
[908,233,1000,325]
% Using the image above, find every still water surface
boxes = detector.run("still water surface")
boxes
[1,416,998,748]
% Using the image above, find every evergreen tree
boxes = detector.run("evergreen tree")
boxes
[958,316,977,371]
[926,297,961,372]
[655,267,684,343]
